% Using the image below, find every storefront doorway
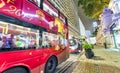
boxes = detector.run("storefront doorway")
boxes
[111,24,120,49]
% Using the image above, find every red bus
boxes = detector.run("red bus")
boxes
[0,0,69,73]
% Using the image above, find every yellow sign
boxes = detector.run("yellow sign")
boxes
[54,17,64,33]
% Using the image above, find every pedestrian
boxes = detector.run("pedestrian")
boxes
[104,42,107,49]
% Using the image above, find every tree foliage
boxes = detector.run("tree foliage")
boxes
[78,0,110,19]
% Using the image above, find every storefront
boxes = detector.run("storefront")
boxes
[111,22,120,49]
[100,7,115,48]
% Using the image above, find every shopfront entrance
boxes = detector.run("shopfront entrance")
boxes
[111,24,120,49]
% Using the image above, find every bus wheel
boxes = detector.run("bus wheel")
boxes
[45,56,57,73]
[3,67,28,73]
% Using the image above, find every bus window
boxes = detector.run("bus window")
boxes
[29,0,43,8]
[43,2,58,17]
[38,32,42,48]
[0,22,8,48]
[42,32,59,48]
[59,14,66,25]
[8,24,30,49]
[0,21,41,50]
[69,39,77,46]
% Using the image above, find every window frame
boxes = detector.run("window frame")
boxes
[0,14,48,52]
[43,1,59,17]
[28,0,44,9]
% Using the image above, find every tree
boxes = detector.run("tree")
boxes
[78,0,110,19]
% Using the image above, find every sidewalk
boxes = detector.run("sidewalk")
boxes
[72,46,120,73]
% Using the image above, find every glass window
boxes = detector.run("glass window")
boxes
[42,32,59,48]
[69,39,77,46]
[43,2,58,17]
[29,0,41,7]
[0,22,7,48]
[60,14,66,25]
[0,21,40,51]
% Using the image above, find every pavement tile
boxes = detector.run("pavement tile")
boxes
[72,46,120,73]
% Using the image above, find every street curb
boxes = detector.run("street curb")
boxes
[77,51,85,60]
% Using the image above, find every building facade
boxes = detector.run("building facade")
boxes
[96,22,105,46]
[107,0,120,49]
[79,18,86,36]
[98,0,120,49]
[109,0,120,49]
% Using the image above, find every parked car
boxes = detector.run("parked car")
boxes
[69,39,82,53]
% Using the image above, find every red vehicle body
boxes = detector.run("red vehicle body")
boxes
[0,0,69,73]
